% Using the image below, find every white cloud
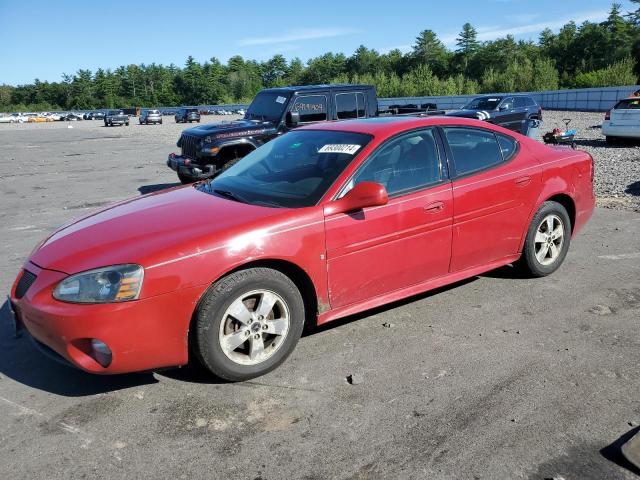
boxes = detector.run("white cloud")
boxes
[238,28,360,46]
[474,9,608,42]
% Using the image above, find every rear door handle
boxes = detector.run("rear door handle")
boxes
[424,201,445,213]
[515,176,531,187]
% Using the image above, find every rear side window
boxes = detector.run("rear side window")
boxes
[443,128,504,176]
[497,134,518,161]
[615,99,640,109]
[291,95,327,122]
[336,93,356,119]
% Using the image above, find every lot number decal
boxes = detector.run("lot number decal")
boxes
[318,144,361,155]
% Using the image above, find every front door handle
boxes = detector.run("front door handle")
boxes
[515,176,531,187]
[424,201,445,213]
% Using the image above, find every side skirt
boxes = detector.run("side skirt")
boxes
[317,254,521,326]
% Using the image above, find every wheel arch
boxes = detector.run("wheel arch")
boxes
[187,258,319,359]
[544,193,576,233]
[519,190,577,253]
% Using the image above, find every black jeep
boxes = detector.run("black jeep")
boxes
[446,95,542,132]
[168,84,385,184]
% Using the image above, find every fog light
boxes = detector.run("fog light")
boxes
[90,339,112,367]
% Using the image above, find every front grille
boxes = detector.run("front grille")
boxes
[15,270,37,299]
[181,134,199,159]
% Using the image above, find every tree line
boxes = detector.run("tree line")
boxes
[1,2,639,112]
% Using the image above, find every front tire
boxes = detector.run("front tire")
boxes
[192,268,305,381]
[518,201,571,277]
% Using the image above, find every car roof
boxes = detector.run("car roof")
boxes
[298,116,512,137]
[263,84,373,93]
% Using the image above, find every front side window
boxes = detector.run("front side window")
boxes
[199,130,372,208]
[500,97,514,110]
[514,97,527,108]
[291,95,327,123]
[343,129,441,197]
[444,128,504,176]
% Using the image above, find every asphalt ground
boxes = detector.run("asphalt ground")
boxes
[0,115,639,479]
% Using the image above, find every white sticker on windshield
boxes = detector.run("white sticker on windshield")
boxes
[318,144,361,155]
[488,98,499,101]
[275,96,286,104]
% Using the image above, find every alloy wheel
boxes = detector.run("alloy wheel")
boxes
[534,214,565,266]
[218,289,290,366]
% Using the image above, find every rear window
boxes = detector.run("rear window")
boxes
[614,99,640,109]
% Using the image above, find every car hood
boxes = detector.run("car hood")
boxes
[29,185,288,274]
[180,119,276,140]
[446,109,495,120]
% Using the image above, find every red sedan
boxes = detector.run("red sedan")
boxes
[9,116,595,381]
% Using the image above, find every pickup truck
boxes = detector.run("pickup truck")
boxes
[167,84,441,183]
[104,110,130,127]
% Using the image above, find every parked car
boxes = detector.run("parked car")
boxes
[447,95,542,132]
[62,113,83,121]
[602,97,640,143]
[175,108,201,123]
[84,111,105,120]
[10,116,594,381]
[168,84,441,184]
[0,113,23,123]
[104,110,129,127]
[139,109,163,125]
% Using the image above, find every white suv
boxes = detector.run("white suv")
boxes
[603,97,640,143]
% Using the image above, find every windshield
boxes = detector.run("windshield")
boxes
[464,97,503,110]
[197,130,372,208]
[108,110,123,115]
[245,91,291,122]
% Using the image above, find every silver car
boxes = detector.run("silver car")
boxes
[140,109,162,125]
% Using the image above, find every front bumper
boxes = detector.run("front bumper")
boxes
[167,154,216,180]
[9,262,203,374]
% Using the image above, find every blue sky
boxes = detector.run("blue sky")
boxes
[0,0,634,85]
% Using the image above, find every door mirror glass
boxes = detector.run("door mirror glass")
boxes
[324,182,388,215]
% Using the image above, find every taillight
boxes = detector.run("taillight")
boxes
[605,109,611,121]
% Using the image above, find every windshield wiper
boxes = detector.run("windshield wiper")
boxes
[213,189,249,204]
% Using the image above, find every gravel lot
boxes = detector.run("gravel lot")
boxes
[0,114,639,479]
[542,110,640,211]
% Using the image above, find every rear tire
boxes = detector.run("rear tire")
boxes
[192,268,305,381]
[518,201,571,277]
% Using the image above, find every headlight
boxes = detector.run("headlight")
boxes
[53,264,144,303]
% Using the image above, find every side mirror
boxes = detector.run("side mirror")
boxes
[324,182,388,216]
[286,111,300,128]
[499,106,508,111]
